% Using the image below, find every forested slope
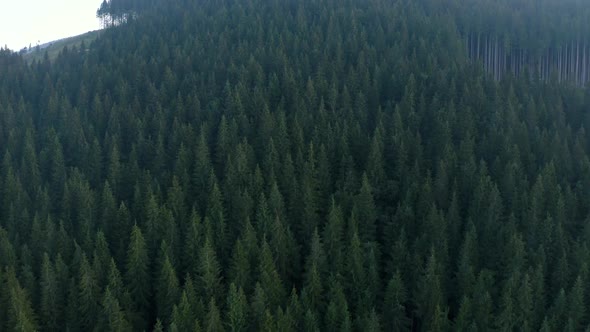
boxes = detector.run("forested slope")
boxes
[1,0,590,331]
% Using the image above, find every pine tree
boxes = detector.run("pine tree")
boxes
[303,309,319,332]
[472,271,494,330]
[92,231,112,290]
[362,309,381,332]
[193,130,214,212]
[345,225,365,316]
[255,193,273,238]
[100,181,117,239]
[112,202,132,265]
[183,208,202,277]
[107,143,122,197]
[21,130,41,198]
[353,174,377,243]
[4,267,38,332]
[226,283,248,332]
[100,287,131,332]
[268,181,285,220]
[40,253,60,331]
[324,278,351,332]
[430,305,450,332]
[454,296,474,332]
[497,276,516,331]
[568,275,585,330]
[206,181,228,259]
[270,213,299,283]
[172,291,194,332]
[229,238,251,292]
[258,238,285,310]
[383,271,410,331]
[302,229,326,314]
[415,250,448,332]
[206,298,224,332]
[78,254,100,330]
[167,175,187,223]
[323,200,345,276]
[183,274,205,326]
[516,273,534,330]
[251,283,269,331]
[48,133,66,211]
[276,306,296,332]
[153,319,164,332]
[126,224,150,329]
[531,264,547,329]
[64,277,80,331]
[549,289,567,330]
[198,236,223,305]
[230,219,258,294]
[299,143,320,241]
[215,115,231,172]
[455,222,477,300]
[156,254,180,326]
[366,127,386,188]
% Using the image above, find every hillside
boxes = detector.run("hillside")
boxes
[0,0,590,331]
[21,30,101,63]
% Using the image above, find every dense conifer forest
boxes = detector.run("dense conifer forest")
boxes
[1,0,590,330]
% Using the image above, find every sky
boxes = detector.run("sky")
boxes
[0,0,102,51]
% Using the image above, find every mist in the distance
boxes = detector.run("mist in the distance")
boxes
[0,0,101,51]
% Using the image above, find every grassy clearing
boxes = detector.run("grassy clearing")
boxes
[23,30,101,63]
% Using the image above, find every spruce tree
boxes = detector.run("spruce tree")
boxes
[125,224,150,329]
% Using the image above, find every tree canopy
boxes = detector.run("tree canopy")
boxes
[1,0,590,330]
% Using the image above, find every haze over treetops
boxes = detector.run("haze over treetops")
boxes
[0,0,101,51]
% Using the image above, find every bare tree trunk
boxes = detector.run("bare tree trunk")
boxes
[574,39,580,85]
[557,48,562,82]
[486,35,490,72]
[477,33,480,59]
[494,36,498,80]
[569,42,573,82]
[464,34,471,59]
[571,42,575,82]
[584,45,587,84]
[518,50,524,75]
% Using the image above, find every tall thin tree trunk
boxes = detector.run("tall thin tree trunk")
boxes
[574,39,581,85]
[585,45,587,84]
[559,47,562,81]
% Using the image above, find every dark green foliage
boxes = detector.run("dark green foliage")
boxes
[171,291,195,332]
[205,298,224,332]
[225,283,248,332]
[3,268,38,331]
[40,253,65,331]
[99,287,131,331]
[198,236,223,305]
[78,254,100,330]
[126,224,150,329]
[383,271,410,331]
[1,0,590,330]
[156,254,179,326]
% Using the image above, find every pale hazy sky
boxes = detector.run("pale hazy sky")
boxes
[0,0,102,51]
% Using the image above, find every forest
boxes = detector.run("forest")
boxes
[1,0,590,331]
[456,0,590,84]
